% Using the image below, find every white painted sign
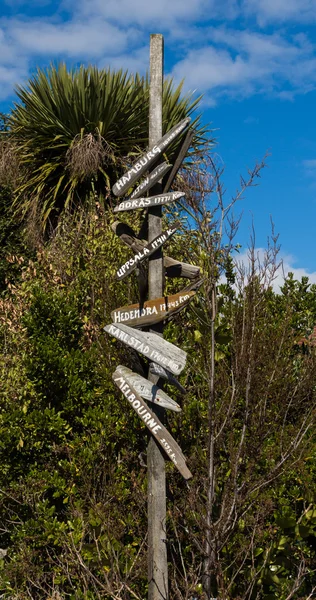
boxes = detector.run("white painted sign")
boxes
[130,162,171,200]
[104,323,187,375]
[113,192,185,213]
[112,118,190,197]
[112,369,192,479]
[111,289,195,327]
[116,223,179,280]
[115,365,181,412]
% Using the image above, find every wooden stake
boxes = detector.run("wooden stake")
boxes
[147,34,168,600]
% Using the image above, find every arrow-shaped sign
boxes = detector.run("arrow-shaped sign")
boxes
[112,118,190,197]
[130,162,171,200]
[111,220,200,281]
[111,289,195,328]
[114,191,185,213]
[115,365,181,412]
[116,222,179,281]
[104,323,187,375]
[112,368,192,479]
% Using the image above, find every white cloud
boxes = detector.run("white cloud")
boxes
[302,159,316,169]
[243,0,316,24]
[99,46,148,75]
[0,13,140,99]
[74,0,316,27]
[0,64,28,99]
[234,248,316,292]
[302,159,316,188]
[76,0,210,26]
[272,256,316,291]
[0,0,316,102]
[171,28,316,101]
[8,18,131,57]
[173,46,253,92]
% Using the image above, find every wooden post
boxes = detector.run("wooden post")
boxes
[147,34,168,600]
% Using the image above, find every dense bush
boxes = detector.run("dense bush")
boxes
[0,206,315,599]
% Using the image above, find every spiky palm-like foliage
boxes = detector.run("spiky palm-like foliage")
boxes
[8,64,209,231]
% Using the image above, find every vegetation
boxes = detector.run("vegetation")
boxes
[3,64,208,232]
[0,65,315,600]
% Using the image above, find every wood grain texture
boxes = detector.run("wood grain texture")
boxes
[163,129,195,193]
[147,33,167,600]
[116,222,179,281]
[104,322,187,375]
[115,365,181,412]
[113,191,185,213]
[112,118,190,197]
[111,289,195,328]
[111,220,200,280]
[130,162,171,200]
[112,368,192,479]
[149,362,186,395]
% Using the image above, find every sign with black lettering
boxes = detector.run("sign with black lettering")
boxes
[130,162,171,200]
[112,118,190,197]
[113,192,185,213]
[111,289,195,327]
[115,365,181,412]
[116,222,179,280]
[112,369,192,479]
[104,323,187,375]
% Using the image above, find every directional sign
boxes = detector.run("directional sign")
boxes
[130,162,171,200]
[112,220,200,280]
[116,222,179,281]
[113,192,185,213]
[149,362,186,395]
[104,323,187,375]
[112,118,190,197]
[112,369,192,479]
[111,289,195,328]
[115,365,181,412]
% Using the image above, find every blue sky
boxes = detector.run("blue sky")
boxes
[1,0,316,284]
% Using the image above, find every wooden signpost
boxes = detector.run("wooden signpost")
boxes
[111,289,195,327]
[130,162,171,200]
[104,322,187,375]
[112,369,192,479]
[113,191,185,213]
[116,222,179,280]
[115,365,181,412]
[104,33,203,600]
[112,118,190,197]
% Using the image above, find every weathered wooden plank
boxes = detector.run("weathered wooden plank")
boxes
[111,220,200,280]
[164,258,200,280]
[163,129,195,193]
[113,191,185,213]
[147,35,168,600]
[130,162,171,199]
[149,362,186,395]
[104,323,187,375]
[111,289,196,328]
[115,365,181,412]
[112,369,192,479]
[116,222,179,281]
[112,118,190,197]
